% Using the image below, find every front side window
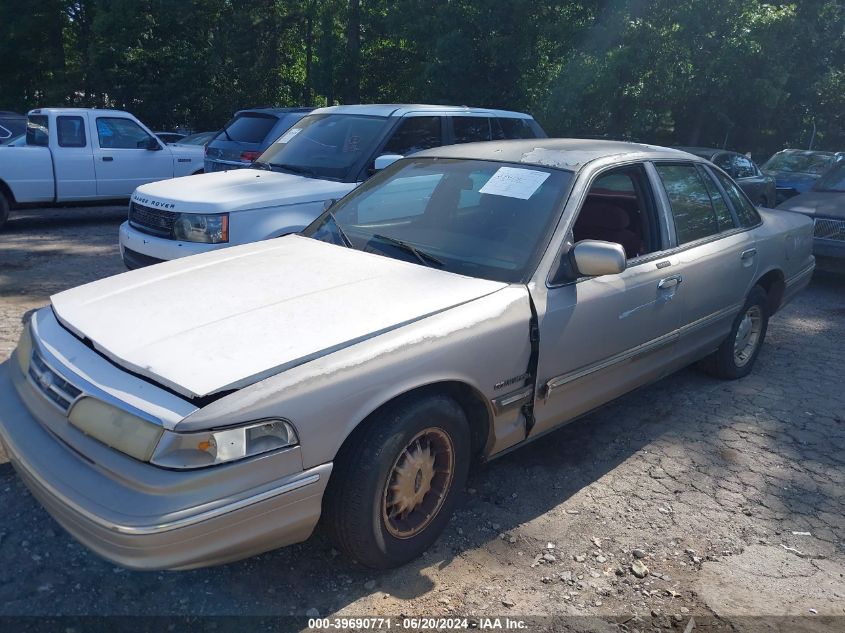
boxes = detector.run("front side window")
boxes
[656,164,720,244]
[303,158,572,283]
[96,117,155,149]
[381,116,442,157]
[712,169,762,227]
[57,116,86,148]
[698,166,736,231]
[256,113,388,181]
[453,117,492,144]
[573,165,660,260]
[26,115,49,147]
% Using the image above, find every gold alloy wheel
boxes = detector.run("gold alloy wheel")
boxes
[734,305,763,367]
[382,427,455,539]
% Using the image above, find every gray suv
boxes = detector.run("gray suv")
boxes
[204,107,313,172]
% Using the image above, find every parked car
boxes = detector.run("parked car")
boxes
[0,134,25,147]
[175,131,218,146]
[761,149,841,203]
[119,104,547,269]
[0,139,814,571]
[155,131,188,144]
[777,160,845,264]
[0,108,205,230]
[204,107,313,172]
[0,111,26,144]
[674,147,776,207]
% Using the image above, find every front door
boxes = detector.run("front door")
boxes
[530,163,684,437]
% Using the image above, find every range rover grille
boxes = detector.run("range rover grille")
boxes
[814,217,845,242]
[28,349,82,412]
[129,202,177,238]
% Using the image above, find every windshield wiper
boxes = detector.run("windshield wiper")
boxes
[252,160,271,171]
[371,234,444,268]
[271,163,319,178]
[326,212,353,248]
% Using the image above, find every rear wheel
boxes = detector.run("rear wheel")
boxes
[0,192,9,231]
[701,285,769,379]
[322,393,470,569]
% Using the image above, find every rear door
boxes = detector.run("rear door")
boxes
[653,162,758,361]
[92,115,173,196]
[51,114,96,200]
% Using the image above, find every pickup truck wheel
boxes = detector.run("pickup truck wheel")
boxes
[322,393,470,569]
[0,193,9,230]
[701,285,769,380]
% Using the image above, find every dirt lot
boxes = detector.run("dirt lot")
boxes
[0,207,843,631]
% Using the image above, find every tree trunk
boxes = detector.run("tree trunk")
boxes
[304,0,314,103]
[343,0,360,103]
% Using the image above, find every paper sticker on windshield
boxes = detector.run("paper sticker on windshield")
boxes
[478,167,550,200]
[276,128,302,144]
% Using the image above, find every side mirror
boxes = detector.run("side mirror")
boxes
[571,240,627,277]
[374,154,403,171]
[139,137,162,151]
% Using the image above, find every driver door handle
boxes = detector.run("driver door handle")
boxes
[658,274,683,289]
[102,156,114,162]
[741,248,757,260]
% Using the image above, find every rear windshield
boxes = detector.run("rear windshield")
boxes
[221,113,278,143]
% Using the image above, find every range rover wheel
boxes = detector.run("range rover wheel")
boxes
[701,285,769,380]
[323,393,470,569]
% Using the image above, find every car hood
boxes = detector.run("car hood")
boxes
[132,169,354,214]
[763,170,819,191]
[50,236,507,399]
[776,190,845,219]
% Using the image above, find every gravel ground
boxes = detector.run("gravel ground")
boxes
[0,206,843,631]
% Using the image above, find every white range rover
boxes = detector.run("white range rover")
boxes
[118,104,546,268]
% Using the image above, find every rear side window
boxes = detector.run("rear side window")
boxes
[96,117,155,149]
[498,117,539,139]
[223,113,278,143]
[57,116,86,147]
[453,117,492,144]
[26,115,49,146]
[656,164,720,244]
[712,169,762,227]
[697,166,736,231]
[382,116,442,156]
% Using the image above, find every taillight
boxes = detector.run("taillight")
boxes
[240,150,262,162]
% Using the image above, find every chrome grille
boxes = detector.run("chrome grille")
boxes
[28,349,82,412]
[129,202,177,238]
[814,217,845,242]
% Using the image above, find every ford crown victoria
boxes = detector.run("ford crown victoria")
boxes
[0,140,814,570]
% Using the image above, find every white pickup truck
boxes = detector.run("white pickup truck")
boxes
[0,108,204,229]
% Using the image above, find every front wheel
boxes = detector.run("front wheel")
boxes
[701,285,769,379]
[322,393,470,569]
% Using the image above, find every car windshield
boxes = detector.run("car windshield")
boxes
[256,113,388,181]
[762,152,835,176]
[302,158,572,283]
[812,162,845,192]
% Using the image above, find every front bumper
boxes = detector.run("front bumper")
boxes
[119,221,229,267]
[0,360,331,570]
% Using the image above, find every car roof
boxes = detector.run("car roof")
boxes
[411,138,694,171]
[27,107,136,117]
[673,146,736,159]
[234,107,314,117]
[312,104,534,119]
[773,148,837,157]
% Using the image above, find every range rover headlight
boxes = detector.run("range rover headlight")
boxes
[172,212,229,243]
[15,323,33,375]
[150,419,298,470]
[68,397,164,461]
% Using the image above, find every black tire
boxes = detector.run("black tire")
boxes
[0,192,9,231]
[701,285,769,380]
[322,393,471,569]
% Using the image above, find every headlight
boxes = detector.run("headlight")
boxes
[150,419,298,469]
[172,213,229,243]
[15,323,33,375]
[68,397,164,461]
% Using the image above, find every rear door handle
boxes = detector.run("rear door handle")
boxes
[102,156,114,162]
[741,248,757,260]
[658,274,683,289]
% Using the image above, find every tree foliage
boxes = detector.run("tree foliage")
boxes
[1,0,843,154]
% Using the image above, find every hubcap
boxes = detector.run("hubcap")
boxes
[734,305,763,367]
[382,428,455,539]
